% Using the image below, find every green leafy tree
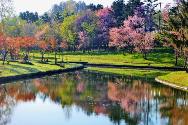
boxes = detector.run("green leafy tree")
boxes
[159,0,188,68]
[0,0,14,32]
[60,14,78,50]
[3,17,25,37]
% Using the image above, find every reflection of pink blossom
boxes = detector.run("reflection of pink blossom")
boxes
[121,98,138,113]
[77,83,85,93]
[94,105,107,115]
[108,82,152,113]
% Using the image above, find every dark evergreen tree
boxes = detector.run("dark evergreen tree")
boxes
[87,4,103,11]
[111,0,126,27]
[41,13,51,23]
[124,0,143,18]
[54,12,64,23]
[19,11,39,23]
[111,0,143,26]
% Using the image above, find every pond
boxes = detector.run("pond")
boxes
[0,70,188,125]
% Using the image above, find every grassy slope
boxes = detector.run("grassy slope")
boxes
[0,61,78,77]
[157,71,188,87]
[31,48,184,67]
[61,53,182,67]
[87,67,170,79]
[87,66,188,88]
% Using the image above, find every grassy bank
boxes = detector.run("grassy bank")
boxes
[86,67,170,79]
[157,71,188,87]
[0,61,78,77]
[32,51,184,67]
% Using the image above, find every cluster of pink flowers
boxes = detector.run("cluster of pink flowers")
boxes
[109,14,154,55]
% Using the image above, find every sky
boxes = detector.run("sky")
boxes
[13,0,174,15]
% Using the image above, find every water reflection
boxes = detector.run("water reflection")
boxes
[0,70,188,125]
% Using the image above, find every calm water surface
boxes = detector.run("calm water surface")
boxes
[0,70,188,125]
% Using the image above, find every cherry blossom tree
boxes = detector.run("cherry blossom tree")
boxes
[75,10,97,51]
[78,31,89,52]
[60,40,68,62]
[96,8,115,50]
[0,34,22,64]
[109,14,155,58]
[0,34,10,64]
[37,40,48,62]
[49,38,58,64]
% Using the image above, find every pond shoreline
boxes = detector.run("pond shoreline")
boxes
[67,61,185,71]
[1,61,187,92]
[155,78,188,91]
[64,62,188,92]
[0,65,85,84]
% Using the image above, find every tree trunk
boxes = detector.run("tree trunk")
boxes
[143,52,147,60]
[175,54,178,66]
[41,52,44,62]
[61,52,64,63]
[175,50,178,66]
[184,57,188,73]
[2,51,8,65]
[55,51,57,64]
[10,52,14,61]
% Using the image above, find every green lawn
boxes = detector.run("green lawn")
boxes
[86,67,170,79]
[29,48,185,67]
[157,71,188,87]
[63,53,174,67]
[31,51,183,67]
[0,61,78,77]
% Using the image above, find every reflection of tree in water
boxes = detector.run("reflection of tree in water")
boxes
[108,81,145,113]
[0,80,36,125]
[63,106,73,120]
[54,72,149,124]
[159,89,188,125]
[108,79,154,125]
[0,86,15,125]
[1,71,188,125]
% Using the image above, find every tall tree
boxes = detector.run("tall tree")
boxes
[0,0,13,32]
[96,8,115,50]
[22,23,37,37]
[87,4,103,11]
[111,0,126,26]
[3,17,25,37]
[60,14,78,50]
[41,13,51,23]
[143,0,159,31]
[109,15,155,59]
[159,0,188,68]
[111,0,143,27]
[19,11,39,23]
[75,11,98,51]
[124,0,143,18]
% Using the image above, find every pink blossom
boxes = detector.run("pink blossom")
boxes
[109,14,155,56]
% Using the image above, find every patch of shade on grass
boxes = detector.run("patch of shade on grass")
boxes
[86,67,170,79]
[0,61,78,77]
[157,71,188,87]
